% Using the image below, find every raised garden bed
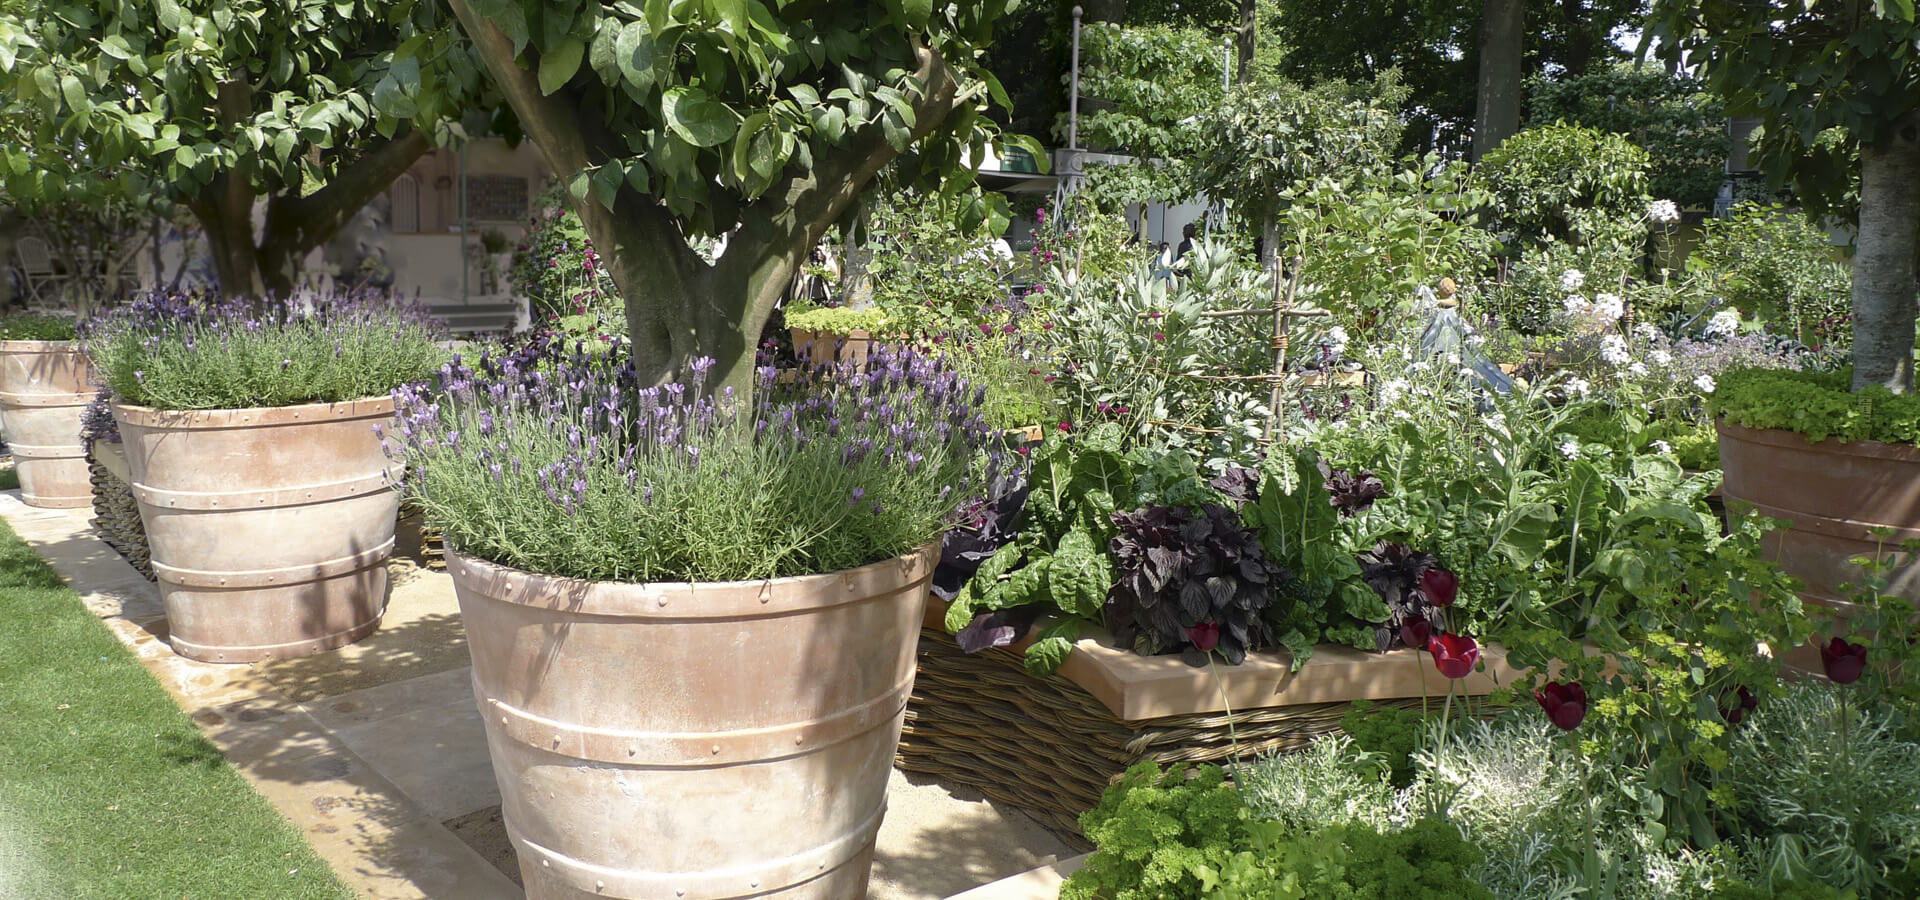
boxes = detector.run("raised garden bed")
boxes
[898,615,1517,844]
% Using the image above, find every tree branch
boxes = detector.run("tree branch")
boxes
[261,128,432,261]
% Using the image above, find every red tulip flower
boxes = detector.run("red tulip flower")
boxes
[1820,637,1869,685]
[1533,681,1588,731]
[1719,685,1758,726]
[1427,632,1480,679]
[1419,567,1459,608]
[1188,621,1221,653]
[1399,614,1432,650]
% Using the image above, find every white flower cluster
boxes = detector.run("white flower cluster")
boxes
[1379,378,1410,405]
[1703,309,1741,339]
[1322,325,1350,357]
[1559,269,1586,293]
[1599,334,1631,367]
[1591,293,1624,321]
[1559,438,1581,459]
[1565,377,1591,398]
[1648,199,1681,224]
[1694,374,1716,394]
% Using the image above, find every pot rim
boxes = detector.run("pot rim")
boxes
[0,338,81,352]
[444,540,939,621]
[109,394,395,428]
[1716,416,1920,461]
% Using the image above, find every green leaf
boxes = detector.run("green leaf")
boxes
[99,35,133,61]
[900,0,933,29]
[662,86,741,147]
[1023,620,1080,677]
[538,38,585,95]
[613,20,656,90]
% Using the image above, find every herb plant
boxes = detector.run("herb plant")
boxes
[84,292,443,411]
[1713,367,1920,444]
[392,343,994,583]
[0,313,77,341]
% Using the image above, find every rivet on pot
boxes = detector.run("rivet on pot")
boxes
[627,746,636,757]
[542,860,551,868]
[596,880,605,892]
[711,744,720,755]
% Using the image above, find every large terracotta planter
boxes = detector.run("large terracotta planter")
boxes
[447,542,937,900]
[111,397,400,662]
[1717,419,1920,609]
[0,340,94,508]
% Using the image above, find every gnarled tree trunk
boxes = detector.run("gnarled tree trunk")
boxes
[446,0,969,395]
[1853,114,1920,395]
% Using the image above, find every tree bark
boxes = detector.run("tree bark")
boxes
[1853,117,1920,395]
[1471,0,1525,162]
[1235,0,1256,85]
[446,0,968,394]
[259,130,433,296]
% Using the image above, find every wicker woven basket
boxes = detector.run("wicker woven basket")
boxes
[897,629,1433,845]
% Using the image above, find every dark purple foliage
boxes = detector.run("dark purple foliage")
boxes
[1357,541,1449,652]
[1107,502,1288,666]
[932,467,1031,602]
[1317,458,1387,517]
[956,606,1042,653]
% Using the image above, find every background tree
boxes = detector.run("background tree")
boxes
[1649,0,1920,393]
[0,1,479,297]
[1524,64,1729,209]
[437,0,1022,391]
[1189,74,1407,277]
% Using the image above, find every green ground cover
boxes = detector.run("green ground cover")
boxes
[0,517,352,899]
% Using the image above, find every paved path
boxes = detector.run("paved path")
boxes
[0,493,1072,899]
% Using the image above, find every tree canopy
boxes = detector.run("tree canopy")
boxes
[0,0,482,296]
[438,0,1027,389]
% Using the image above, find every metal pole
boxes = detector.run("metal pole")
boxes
[1069,6,1082,151]
[458,143,469,303]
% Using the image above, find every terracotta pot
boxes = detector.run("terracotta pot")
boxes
[1717,419,1920,610]
[0,340,94,508]
[789,327,878,369]
[111,397,400,663]
[447,542,938,900]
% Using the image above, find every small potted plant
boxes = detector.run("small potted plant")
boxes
[0,312,94,508]
[784,302,891,368]
[84,292,443,662]
[392,343,994,899]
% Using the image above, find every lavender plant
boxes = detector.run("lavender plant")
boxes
[84,291,443,410]
[391,343,997,583]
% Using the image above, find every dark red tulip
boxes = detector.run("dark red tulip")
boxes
[1533,681,1588,731]
[1188,621,1220,653]
[1719,685,1758,725]
[1427,632,1480,679]
[1420,567,1459,608]
[1399,615,1432,650]
[1819,637,1869,685]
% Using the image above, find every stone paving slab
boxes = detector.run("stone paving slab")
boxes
[0,491,1075,899]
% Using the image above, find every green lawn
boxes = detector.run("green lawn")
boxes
[0,518,353,899]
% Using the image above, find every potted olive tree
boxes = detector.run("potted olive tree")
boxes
[0,313,93,508]
[84,292,442,662]
[393,344,993,899]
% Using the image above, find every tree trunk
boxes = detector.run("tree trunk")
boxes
[446,0,965,395]
[1471,0,1525,162]
[1853,118,1920,395]
[1235,0,1256,85]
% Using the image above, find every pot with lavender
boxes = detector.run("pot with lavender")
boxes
[84,292,442,662]
[393,343,993,900]
[0,312,94,508]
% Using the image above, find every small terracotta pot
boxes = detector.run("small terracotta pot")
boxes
[447,542,937,900]
[1717,419,1920,610]
[789,327,878,369]
[111,397,400,663]
[0,340,94,508]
